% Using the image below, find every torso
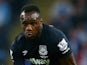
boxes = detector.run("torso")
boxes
[11,24,72,65]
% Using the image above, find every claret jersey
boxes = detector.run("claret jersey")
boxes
[10,24,72,65]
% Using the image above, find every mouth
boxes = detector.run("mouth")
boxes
[25,31,33,37]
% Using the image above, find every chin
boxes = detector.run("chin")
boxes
[25,35,35,40]
[27,35,32,38]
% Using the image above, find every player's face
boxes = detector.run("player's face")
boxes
[20,12,42,39]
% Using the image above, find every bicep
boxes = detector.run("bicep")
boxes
[58,53,77,65]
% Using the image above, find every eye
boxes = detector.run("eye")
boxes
[22,21,28,26]
[30,21,37,26]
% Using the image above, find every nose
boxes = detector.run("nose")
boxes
[26,24,33,31]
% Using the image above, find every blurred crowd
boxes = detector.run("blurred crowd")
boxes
[0,0,87,65]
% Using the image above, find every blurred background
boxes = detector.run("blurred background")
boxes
[0,0,87,65]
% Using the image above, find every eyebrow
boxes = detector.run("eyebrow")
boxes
[22,19,37,23]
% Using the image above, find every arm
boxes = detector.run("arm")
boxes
[10,39,24,65]
[58,53,77,65]
[55,30,77,65]
[10,49,24,65]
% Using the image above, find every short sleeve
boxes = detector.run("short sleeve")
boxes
[56,30,72,59]
[10,39,24,65]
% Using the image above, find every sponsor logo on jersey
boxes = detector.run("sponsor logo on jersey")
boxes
[26,58,50,65]
[57,38,70,54]
[39,45,48,58]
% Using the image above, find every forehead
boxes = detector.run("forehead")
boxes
[20,11,40,21]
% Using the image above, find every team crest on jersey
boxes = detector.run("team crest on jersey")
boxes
[39,45,48,58]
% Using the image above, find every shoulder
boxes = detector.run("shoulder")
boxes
[10,33,25,51]
[43,24,68,48]
[9,33,25,60]
[44,24,66,40]
[44,24,72,54]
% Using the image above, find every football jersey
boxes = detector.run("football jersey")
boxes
[10,24,72,65]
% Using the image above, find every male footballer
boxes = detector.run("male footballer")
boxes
[10,4,77,65]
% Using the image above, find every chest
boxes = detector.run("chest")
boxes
[21,42,51,65]
[22,42,50,58]
[19,35,59,65]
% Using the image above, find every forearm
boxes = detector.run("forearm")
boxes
[58,53,77,65]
